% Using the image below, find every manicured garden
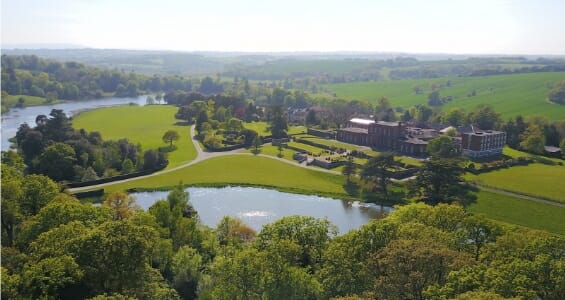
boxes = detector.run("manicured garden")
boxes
[72,105,197,168]
[469,190,565,235]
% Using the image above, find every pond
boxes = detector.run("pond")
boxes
[131,186,392,234]
[1,95,152,150]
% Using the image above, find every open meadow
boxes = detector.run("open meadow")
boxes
[469,190,565,235]
[326,72,565,120]
[105,154,349,198]
[465,163,565,203]
[72,105,197,168]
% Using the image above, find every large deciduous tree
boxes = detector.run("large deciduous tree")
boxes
[37,142,77,181]
[427,135,459,158]
[409,158,475,205]
[162,130,180,147]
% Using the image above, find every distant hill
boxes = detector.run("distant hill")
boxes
[326,72,565,121]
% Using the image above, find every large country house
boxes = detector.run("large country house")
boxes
[337,118,506,158]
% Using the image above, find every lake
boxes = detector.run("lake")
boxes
[1,95,151,150]
[131,186,392,234]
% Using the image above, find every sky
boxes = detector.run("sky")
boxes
[2,0,565,55]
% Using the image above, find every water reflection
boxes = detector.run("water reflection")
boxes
[131,186,392,234]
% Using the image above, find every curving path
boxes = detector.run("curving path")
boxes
[69,126,339,193]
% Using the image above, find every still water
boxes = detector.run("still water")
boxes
[1,95,151,150]
[131,186,392,234]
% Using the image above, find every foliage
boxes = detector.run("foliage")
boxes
[360,153,395,199]
[162,130,180,147]
[427,135,459,158]
[548,80,565,104]
[410,158,476,205]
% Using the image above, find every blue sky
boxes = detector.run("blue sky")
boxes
[2,0,565,54]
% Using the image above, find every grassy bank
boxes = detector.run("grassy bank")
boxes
[465,163,565,203]
[469,190,565,235]
[72,105,197,168]
[105,155,349,198]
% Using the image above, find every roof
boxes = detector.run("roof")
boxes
[375,121,401,127]
[402,138,428,145]
[339,127,368,134]
[544,146,561,153]
[440,126,456,133]
[350,118,375,125]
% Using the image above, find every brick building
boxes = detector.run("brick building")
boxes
[337,118,438,155]
[461,129,506,158]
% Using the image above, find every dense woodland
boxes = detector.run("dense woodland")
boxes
[1,160,564,300]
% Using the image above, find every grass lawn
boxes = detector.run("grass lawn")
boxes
[465,163,565,202]
[297,136,360,150]
[469,190,565,235]
[503,146,565,164]
[105,155,349,198]
[326,72,565,120]
[243,121,306,136]
[3,94,60,107]
[243,145,298,162]
[287,141,325,155]
[72,105,197,168]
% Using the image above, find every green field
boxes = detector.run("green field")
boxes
[465,163,565,202]
[326,72,565,120]
[72,105,197,168]
[105,155,348,198]
[243,145,298,162]
[2,94,60,107]
[243,121,306,136]
[469,190,565,235]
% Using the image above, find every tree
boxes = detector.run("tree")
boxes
[103,192,138,220]
[370,239,471,300]
[252,135,262,154]
[444,108,466,126]
[560,138,565,159]
[461,215,502,261]
[1,165,24,247]
[20,174,59,216]
[548,80,565,104]
[427,135,459,158]
[226,118,243,133]
[277,143,284,158]
[162,130,180,147]
[468,104,501,130]
[196,110,209,134]
[22,255,84,300]
[216,216,256,247]
[37,142,77,181]
[172,246,202,300]
[342,155,357,182]
[146,95,155,105]
[269,105,288,138]
[410,158,475,205]
[428,91,442,106]
[143,149,167,170]
[305,109,318,126]
[520,124,545,154]
[360,153,395,199]
[256,215,337,269]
